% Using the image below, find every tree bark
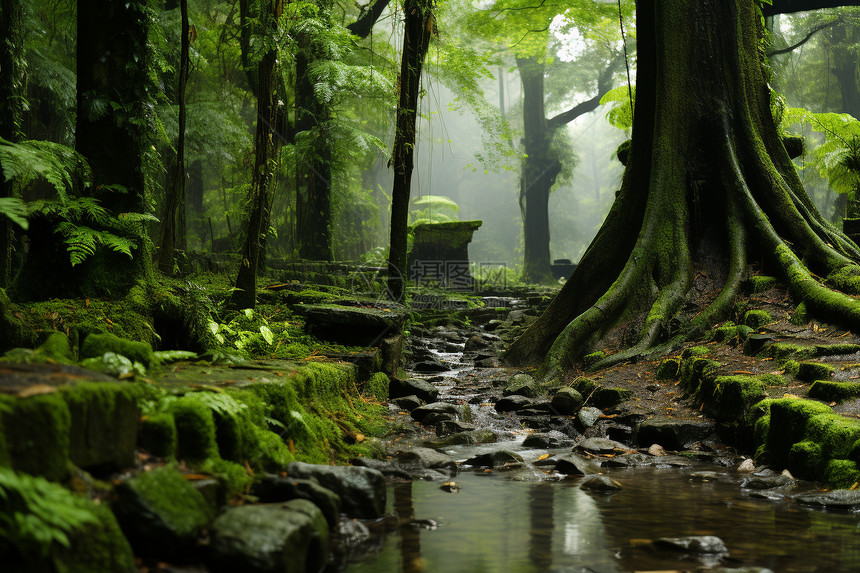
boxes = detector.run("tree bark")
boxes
[158,0,190,274]
[387,0,433,302]
[231,2,279,309]
[0,0,25,288]
[508,0,860,379]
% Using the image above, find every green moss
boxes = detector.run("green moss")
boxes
[655,358,680,380]
[592,387,631,409]
[38,332,73,361]
[790,301,809,326]
[797,362,836,382]
[708,321,739,343]
[815,343,860,356]
[364,372,390,401]
[53,500,136,573]
[0,393,70,481]
[139,412,177,458]
[582,351,605,368]
[765,398,833,464]
[743,309,772,328]
[806,413,860,460]
[764,342,817,361]
[680,346,710,358]
[700,375,768,422]
[167,396,219,463]
[788,440,823,479]
[824,459,860,489]
[679,357,721,394]
[747,275,778,293]
[759,373,789,387]
[826,265,860,295]
[200,457,254,493]
[783,360,801,376]
[808,380,860,403]
[80,333,156,368]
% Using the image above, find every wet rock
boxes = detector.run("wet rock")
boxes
[494,395,534,412]
[742,474,795,490]
[555,454,601,476]
[208,499,328,573]
[411,402,462,423]
[637,416,715,450]
[522,431,573,449]
[794,489,860,510]
[392,395,424,412]
[411,358,450,373]
[603,453,654,468]
[607,423,634,443]
[425,429,498,448]
[350,457,412,481]
[286,462,386,519]
[652,535,728,554]
[464,449,524,469]
[689,471,719,482]
[576,406,603,430]
[503,373,539,398]
[647,444,667,456]
[464,333,499,351]
[475,357,502,368]
[389,378,439,403]
[112,465,214,559]
[580,475,622,493]
[575,437,630,455]
[520,414,554,431]
[738,458,756,473]
[435,419,476,436]
[421,411,456,426]
[252,476,341,528]
[396,447,458,475]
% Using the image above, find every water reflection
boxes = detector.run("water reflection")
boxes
[344,468,860,573]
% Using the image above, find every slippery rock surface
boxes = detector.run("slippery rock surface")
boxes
[286,462,386,519]
[208,499,329,573]
[251,476,341,528]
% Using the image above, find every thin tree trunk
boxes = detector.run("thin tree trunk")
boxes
[0,0,25,288]
[158,0,190,274]
[387,0,433,301]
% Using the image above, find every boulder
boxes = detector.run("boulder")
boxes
[411,402,462,423]
[286,462,386,519]
[637,416,715,450]
[580,475,622,493]
[208,500,329,573]
[522,431,573,449]
[794,489,860,510]
[251,476,341,528]
[554,454,601,476]
[550,388,584,415]
[652,536,728,554]
[576,406,603,430]
[494,395,534,413]
[575,437,630,455]
[435,419,476,436]
[464,449,524,468]
[503,373,539,398]
[392,395,425,411]
[396,447,458,475]
[296,303,407,348]
[112,465,214,559]
[389,378,439,403]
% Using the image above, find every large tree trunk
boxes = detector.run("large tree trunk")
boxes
[508,0,860,379]
[231,3,279,309]
[518,57,558,285]
[387,0,433,301]
[158,0,190,274]
[0,0,25,288]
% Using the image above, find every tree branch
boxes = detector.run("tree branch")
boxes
[347,0,391,39]
[768,18,840,56]
[547,58,619,129]
[766,0,860,16]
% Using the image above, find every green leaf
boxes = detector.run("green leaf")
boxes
[259,325,274,345]
[0,197,28,230]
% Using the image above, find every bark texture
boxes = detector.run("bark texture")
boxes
[388,0,433,301]
[507,0,860,379]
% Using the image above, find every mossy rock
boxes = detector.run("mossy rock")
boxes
[112,464,215,559]
[763,343,818,362]
[52,500,136,573]
[824,459,860,489]
[679,357,721,394]
[747,275,778,293]
[708,321,739,343]
[166,396,219,463]
[38,331,73,361]
[783,360,801,377]
[808,380,860,403]
[656,358,680,380]
[363,372,389,402]
[680,346,709,359]
[591,387,631,410]
[582,351,605,368]
[806,413,860,460]
[790,301,809,326]
[80,333,156,368]
[764,398,834,466]
[788,440,823,480]
[796,362,835,383]
[815,343,860,357]
[699,375,768,423]
[61,382,140,472]
[138,412,177,458]
[743,310,772,329]
[0,393,71,481]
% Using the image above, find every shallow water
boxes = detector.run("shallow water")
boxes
[344,467,860,573]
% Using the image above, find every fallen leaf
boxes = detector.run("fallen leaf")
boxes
[16,384,57,398]
[536,453,550,461]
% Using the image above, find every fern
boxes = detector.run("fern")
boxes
[0,138,89,202]
[783,108,860,196]
[0,197,28,230]
[0,468,98,556]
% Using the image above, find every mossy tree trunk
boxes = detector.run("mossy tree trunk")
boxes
[231,0,280,309]
[0,0,25,288]
[157,0,190,275]
[507,0,860,379]
[387,0,434,302]
[517,55,616,285]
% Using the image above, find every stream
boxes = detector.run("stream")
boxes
[337,299,860,573]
